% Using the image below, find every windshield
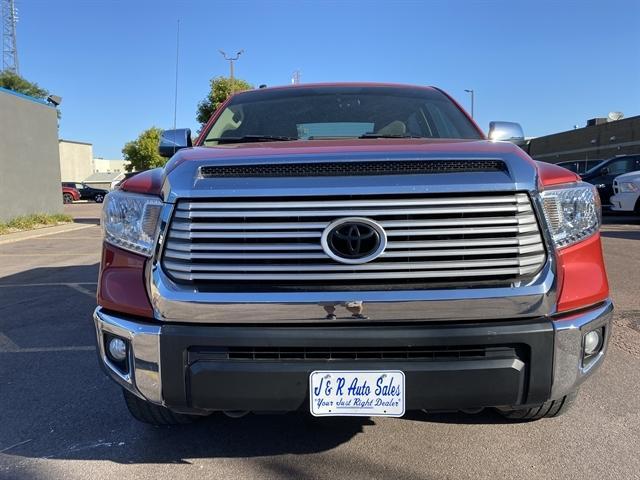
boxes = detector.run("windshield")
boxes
[202,86,482,145]
[583,159,609,175]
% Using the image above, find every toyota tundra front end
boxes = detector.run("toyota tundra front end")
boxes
[94,84,611,424]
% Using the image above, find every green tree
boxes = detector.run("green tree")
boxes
[122,127,166,172]
[0,70,49,99]
[196,76,252,126]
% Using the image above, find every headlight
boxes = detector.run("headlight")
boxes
[540,182,601,249]
[102,190,163,256]
[618,182,639,193]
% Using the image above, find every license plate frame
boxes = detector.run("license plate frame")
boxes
[309,370,405,417]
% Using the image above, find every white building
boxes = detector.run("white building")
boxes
[59,139,130,186]
[92,158,130,174]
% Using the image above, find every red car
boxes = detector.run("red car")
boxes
[94,83,611,425]
[62,185,80,204]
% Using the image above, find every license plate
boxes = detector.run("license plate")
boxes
[309,370,405,417]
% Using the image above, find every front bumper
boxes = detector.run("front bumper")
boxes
[610,192,639,212]
[94,300,612,414]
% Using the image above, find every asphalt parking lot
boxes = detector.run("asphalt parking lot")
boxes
[1,203,639,480]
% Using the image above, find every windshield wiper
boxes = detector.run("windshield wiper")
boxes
[358,133,426,139]
[204,135,298,144]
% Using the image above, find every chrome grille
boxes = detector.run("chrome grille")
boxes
[162,193,546,286]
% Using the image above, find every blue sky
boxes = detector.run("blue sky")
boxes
[15,0,640,159]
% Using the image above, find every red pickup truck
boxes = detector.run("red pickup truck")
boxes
[94,83,611,425]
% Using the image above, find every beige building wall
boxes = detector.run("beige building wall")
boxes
[59,140,93,182]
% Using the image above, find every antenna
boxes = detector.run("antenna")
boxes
[173,19,180,130]
[2,0,19,74]
[608,111,624,121]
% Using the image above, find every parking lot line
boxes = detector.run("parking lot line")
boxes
[0,223,96,245]
[0,253,100,256]
[0,333,93,354]
[0,282,97,288]
[0,343,95,354]
[66,283,97,297]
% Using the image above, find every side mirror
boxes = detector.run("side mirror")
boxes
[601,167,610,175]
[158,128,192,158]
[487,121,525,144]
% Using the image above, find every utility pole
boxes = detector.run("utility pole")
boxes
[464,89,475,118]
[219,49,244,94]
[291,70,301,84]
[2,0,19,74]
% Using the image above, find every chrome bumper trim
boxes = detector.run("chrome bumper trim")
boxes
[149,260,556,323]
[93,308,163,405]
[550,299,613,400]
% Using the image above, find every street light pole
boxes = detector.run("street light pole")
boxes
[219,49,244,94]
[464,89,475,119]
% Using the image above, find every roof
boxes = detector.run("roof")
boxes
[615,170,640,182]
[0,86,52,107]
[232,82,438,97]
[84,172,120,182]
[59,139,93,146]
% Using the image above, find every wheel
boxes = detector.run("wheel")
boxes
[496,392,576,421]
[63,193,73,204]
[634,197,640,215]
[94,194,105,203]
[122,389,201,425]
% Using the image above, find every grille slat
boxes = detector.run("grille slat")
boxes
[169,224,535,240]
[162,192,547,288]
[193,345,516,361]
[175,204,529,219]
[168,265,542,282]
[165,235,542,253]
[170,213,536,231]
[166,241,323,252]
[165,255,545,273]
[163,244,543,261]
[179,194,525,210]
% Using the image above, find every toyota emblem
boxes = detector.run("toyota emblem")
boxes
[321,217,387,264]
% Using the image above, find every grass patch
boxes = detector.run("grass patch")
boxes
[0,213,74,235]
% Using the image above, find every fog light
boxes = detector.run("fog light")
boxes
[584,330,602,356]
[108,337,128,362]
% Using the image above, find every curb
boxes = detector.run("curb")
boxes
[0,223,97,245]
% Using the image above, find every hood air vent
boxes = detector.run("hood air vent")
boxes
[199,160,507,178]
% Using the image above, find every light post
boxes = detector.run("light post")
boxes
[219,49,244,94]
[464,89,475,118]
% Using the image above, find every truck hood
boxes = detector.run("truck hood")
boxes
[167,138,527,168]
[161,138,541,202]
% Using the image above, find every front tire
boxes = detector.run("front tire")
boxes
[63,193,73,204]
[497,392,576,421]
[122,389,201,425]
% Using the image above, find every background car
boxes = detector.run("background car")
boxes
[62,186,80,204]
[62,182,108,203]
[610,171,640,214]
[556,159,603,175]
[580,154,640,205]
